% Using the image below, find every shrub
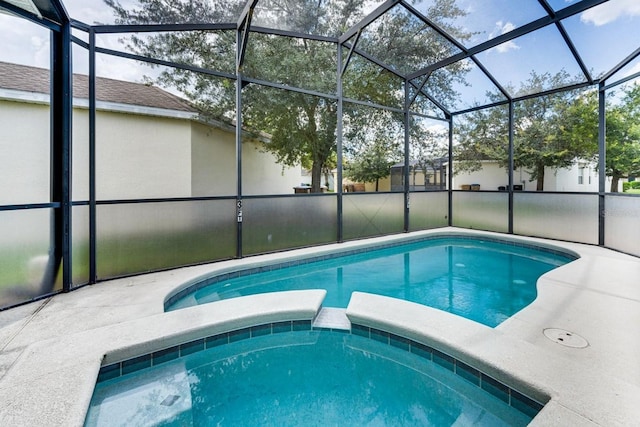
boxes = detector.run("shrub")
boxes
[623,181,640,191]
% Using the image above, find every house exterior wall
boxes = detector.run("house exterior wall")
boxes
[364,177,391,192]
[72,108,90,200]
[190,121,303,196]
[190,122,235,196]
[2,96,303,205]
[1,96,622,202]
[0,100,50,205]
[95,110,193,200]
[453,162,512,191]
[240,140,303,196]
[452,160,616,192]
[544,163,599,192]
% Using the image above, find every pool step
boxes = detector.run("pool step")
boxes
[312,307,351,331]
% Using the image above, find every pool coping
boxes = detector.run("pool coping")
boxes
[346,292,640,426]
[1,227,639,426]
[0,290,326,426]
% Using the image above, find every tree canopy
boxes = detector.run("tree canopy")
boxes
[455,72,640,192]
[455,71,598,191]
[605,84,640,191]
[104,0,471,192]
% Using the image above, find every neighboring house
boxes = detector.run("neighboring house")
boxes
[339,158,613,193]
[0,61,302,206]
[451,159,614,192]
[390,160,447,192]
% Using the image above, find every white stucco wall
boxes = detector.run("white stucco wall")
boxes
[0,100,51,205]
[191,122,303,196]
[62,105,196,201]
[452,160,610,192]
[544,163,599,192]
[72,108,90,201]
[95,111,193,200]
[190,122,235,196]
[2,97,304,204]
[241,140,303,196]
[452,161,512,191]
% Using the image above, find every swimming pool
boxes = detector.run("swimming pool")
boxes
[85,328,540,426]
[166,236,576,327]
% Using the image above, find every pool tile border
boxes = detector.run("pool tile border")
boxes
[96,321,543,419]
[351,324,545,419]
[164,234,578,310]
[97,320,313,383]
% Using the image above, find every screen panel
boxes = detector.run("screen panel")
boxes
[0,58,51,205]
[408,191,449,231]
[0,208,60,309]
[343,193,405,240]
[242,195,338,255]
[96,199,236,279]
[452,192,508,233]
[604,195,640,257]
[72,205,90,288]
[513,193,598,244]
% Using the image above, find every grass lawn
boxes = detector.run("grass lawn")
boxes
[625,189,640,194]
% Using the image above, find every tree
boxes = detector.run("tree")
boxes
[454,98,509,173]
[540,83,640,192]
[104,0,471,192]
[455,71,597,191]
[605,84,640,192]
[344,139,399,192]
[410,118,448,190]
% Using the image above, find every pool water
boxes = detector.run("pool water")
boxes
[85,330,536,426]
[168,238,574,327]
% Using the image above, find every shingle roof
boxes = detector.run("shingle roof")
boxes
[0,61,196,113]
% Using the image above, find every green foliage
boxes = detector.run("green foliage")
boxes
[454,102,509,172]
[622,181,640,192]
[605,84,640,192]
[343,105,403,190]
[344,140,397,190]
[410,117,449,190]
[455,71,598,191]
[104,0,471,192]
[456,74,640,192]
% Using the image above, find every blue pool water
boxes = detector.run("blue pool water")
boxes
[85,330,537,426]
[168,237,574,327]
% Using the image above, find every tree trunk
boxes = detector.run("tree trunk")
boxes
[311,161,323,193]
[375,178,379,192]
[610,174,620,192]
[536,165,545,191]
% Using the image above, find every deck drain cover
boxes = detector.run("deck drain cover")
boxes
[543,328,588,348]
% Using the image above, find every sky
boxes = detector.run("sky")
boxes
[1,0,639,111]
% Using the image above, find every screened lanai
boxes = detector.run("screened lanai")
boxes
[1,0,639,310]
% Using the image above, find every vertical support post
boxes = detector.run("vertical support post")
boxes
[235,31,244,259]
[598,82,606,246]
[50,20,73,291]
[403,80,411,232]
[89,29,97,283]
[508,100,514,234]
[447,114,453,226]
[336,44,344,242]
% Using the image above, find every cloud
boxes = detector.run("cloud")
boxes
[581,0,640,26]
[0,14,50,68]
[489,21,519,53]
[62,0,135,25]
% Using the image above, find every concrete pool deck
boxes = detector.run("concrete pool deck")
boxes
[0,227,638,426]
